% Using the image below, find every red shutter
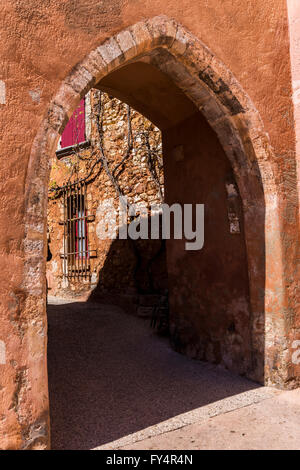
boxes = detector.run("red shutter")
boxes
[61,98,85,148]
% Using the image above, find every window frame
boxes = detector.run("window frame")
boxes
[56,92,91,158]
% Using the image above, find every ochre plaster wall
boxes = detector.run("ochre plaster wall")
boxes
[0,1,299,450]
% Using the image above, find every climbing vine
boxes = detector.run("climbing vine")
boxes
[49,90,163,208]
[48,90,165,294]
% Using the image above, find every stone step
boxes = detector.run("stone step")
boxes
[138,294,162,307]
[136,306,154,318]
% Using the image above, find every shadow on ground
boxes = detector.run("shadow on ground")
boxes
[47,299,260,450]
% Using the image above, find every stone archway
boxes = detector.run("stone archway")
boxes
[23,16,291,449]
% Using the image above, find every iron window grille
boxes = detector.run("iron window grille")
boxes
[61,182,91,280]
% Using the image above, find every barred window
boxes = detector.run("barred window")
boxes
[62,183,90,279]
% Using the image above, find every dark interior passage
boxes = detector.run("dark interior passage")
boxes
[97,59,256,378]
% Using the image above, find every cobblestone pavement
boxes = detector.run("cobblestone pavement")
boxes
[47,297,299,450]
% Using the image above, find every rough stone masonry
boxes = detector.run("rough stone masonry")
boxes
[47,90,167,304]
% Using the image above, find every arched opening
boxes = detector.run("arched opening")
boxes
[46,85,255,449]
[23,16,286,448]
[95,58,255,373]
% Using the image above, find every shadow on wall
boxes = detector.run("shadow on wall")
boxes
[88,217,169,308]
[160,112,266,384]
[87,111,266,384]
[47,300,262,450]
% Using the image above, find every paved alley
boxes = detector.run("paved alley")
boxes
[47,298,299,450]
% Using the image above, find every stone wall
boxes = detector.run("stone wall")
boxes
[47,90,168,303]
